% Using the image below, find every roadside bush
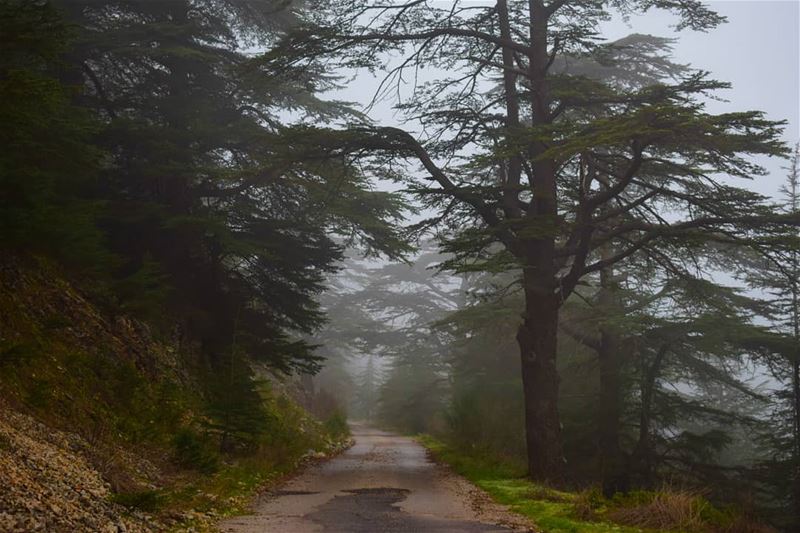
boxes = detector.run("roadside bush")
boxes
[323,410,349,440]
[571,488,603,521]
[605,488,778,532]
[608,489,709,530]
[172,428,219,474]
[110,489,165,512]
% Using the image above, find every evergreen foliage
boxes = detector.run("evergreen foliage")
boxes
[4,1,800,531]
[742,143,800,529]
[267,0,796,482]
[0,0,106,268]
[49,0,408,372]
[0,0,404,513]
[2,0,408,374]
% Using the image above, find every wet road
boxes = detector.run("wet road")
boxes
[219,425,533,532]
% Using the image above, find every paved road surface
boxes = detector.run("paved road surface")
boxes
[219,425,534,532]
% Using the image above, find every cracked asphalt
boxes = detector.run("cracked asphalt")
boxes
[218,425,534,532]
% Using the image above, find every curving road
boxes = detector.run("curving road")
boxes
[219,425,534,533]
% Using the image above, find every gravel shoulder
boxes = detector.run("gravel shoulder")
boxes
[218,424,536,533]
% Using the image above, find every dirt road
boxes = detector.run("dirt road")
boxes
[219,425,534,532]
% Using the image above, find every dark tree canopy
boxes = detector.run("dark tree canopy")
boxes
[3,1,800,530]
[29,0,410,372]
[265,0,794,480]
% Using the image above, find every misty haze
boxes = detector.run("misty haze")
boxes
[1,1,799,532]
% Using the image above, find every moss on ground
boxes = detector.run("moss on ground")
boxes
[418,435,648,533]
[417,435,771,533]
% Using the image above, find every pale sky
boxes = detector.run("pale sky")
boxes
[602,0,800,196]
[333,1,800,199]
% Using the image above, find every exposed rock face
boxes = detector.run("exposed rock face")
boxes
[0,404,158,532]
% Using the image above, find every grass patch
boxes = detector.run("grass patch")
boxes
[418,436,775,533]
[110,489,166,512]
[158,432,351,532]
[417,435,646,533]
[157,392,352,530]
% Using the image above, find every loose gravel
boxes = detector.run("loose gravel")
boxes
[0,403,159,533]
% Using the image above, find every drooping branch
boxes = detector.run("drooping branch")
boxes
[341,27,532,56]
[584,142,645,209]
[581,213,800,276]
[354,126,521,252]
[560,320,601,351]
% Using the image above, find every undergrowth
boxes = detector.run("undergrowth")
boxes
[417,435,774,533]
[1,335,348,530]
[0,257,351,531]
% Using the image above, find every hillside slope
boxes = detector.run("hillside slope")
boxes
[0,256,346,532]
[0,403,156,532]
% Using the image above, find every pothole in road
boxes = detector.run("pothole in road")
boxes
[307,487,510,532]
[344,488,410,496]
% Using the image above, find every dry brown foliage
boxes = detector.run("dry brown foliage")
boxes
[608,489,708,531]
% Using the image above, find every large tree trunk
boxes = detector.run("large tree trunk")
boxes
[518,267,564,482]
[632,343,668,487]
[507,0,564,484]
[597,264,629,496]
[598,326,628,496]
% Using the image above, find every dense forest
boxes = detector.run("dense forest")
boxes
[1,0,799,532]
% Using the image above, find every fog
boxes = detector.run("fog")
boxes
[4,1,800,531]
[334,1,798,195]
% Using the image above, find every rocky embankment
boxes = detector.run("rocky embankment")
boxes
[0,256,348,532]
[0,257,170,532]
[0,403,160,532]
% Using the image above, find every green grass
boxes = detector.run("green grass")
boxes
[417,435,656,533]
[160,430,351,532]
[110,489,166,512]
[417,436,777,533]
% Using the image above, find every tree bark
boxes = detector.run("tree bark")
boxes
[632,343,668,487]
[512,0,565,483]
[598,325,629,495]
[518,266,564,482]
[597,263,629,496]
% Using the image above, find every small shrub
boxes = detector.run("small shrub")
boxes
[323,410,349,439]
[172,428,219,474]
[572,490,599,521]
[608,489,708,531]
[570,488,606,522]
[110,490,165,512]
[0,340,37,366]
[26,378,53,408]
[42,313,71,331]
